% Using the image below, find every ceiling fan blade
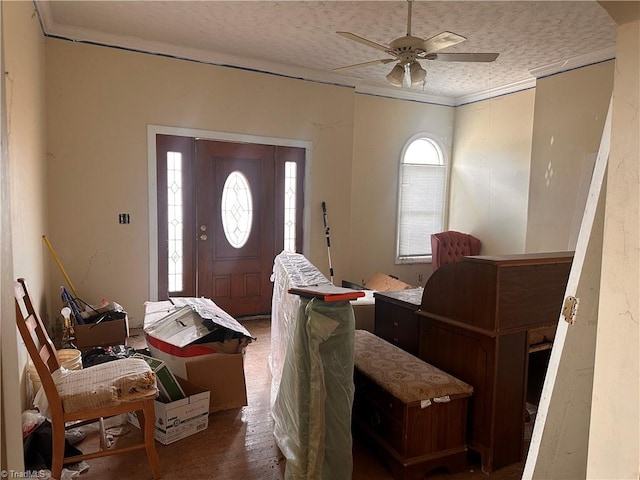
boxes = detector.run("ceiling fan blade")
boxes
[428,52,499,62]
[421,31,467,54]
[336,32,392,53]
[333,58,396,72]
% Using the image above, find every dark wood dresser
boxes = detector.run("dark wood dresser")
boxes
[373,288,423,355]
[417,252,573,473]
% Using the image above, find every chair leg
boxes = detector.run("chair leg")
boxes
[139,401,161,479]
[51,417,66,480]
[99,416,107,450]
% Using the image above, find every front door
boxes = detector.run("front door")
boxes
[156,134,305,317]
[195,140,275,316]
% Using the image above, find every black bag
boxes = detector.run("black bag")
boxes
[23,420,83,470]
[81,344,136,368]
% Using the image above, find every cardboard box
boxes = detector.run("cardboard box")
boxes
[185,352,247,413]
[351,290,375,332]
[143,298,251,413]
[132,353,186,402]
[128,376,209,445]
[148,344,247,413]
[365,272,414,291]
[73,313,129,351]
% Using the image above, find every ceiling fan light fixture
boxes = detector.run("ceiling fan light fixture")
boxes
[386,64,405,87]
[336,0,498,91]
[409,61,426,86]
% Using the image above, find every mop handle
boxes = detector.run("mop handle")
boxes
[321,202,334,283]
[322,202,330,246]
[42,235,79,298]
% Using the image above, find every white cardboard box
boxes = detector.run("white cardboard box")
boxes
[128,376,210,445]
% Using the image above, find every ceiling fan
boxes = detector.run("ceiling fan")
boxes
[333,0,499,88]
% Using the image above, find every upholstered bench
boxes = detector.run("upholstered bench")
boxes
[353,329,473,480]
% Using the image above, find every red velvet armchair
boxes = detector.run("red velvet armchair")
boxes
[430,231,481,272]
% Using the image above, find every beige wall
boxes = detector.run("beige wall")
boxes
[450,89,535,254]
[1,0,48,470]
[44,39,617,326]
[588,18,639,478]
[45,39,356,326]
[349,94,454,287]
[526,61,615,252]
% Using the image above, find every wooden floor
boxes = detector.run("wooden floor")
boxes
[77,319,524,479]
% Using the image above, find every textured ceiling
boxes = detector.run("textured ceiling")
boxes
[36,1,618,105]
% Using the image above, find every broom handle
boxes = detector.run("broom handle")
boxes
[42,235,79,298]
[321,201,334,284]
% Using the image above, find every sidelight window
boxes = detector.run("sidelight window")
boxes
[283,161,297,252]
[167,151,184,291]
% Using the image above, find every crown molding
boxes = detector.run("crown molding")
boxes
[35,1,615,109]
[40,18,460,105]
[354,84,456,106]
[34,0,54,28]
[453,47,616,106]
[33,0,458,106]
[44,23,358,89]
[529,47,616,79]
[454,77,537,106]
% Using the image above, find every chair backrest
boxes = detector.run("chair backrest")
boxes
[430,231,481,272]
[14,278,62,407]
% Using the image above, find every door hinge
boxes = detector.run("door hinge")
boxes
[562,296,579,324]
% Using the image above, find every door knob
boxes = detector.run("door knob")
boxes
[200,234,208,241]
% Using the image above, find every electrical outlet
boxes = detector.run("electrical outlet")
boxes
[118,213,130,224]
[418,273,424,283]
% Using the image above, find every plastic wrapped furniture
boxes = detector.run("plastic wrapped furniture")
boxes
[270,252,355,480]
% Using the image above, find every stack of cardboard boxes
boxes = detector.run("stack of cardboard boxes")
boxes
[129,297,253,444]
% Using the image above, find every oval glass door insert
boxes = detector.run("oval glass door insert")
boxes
[221,171,253,248]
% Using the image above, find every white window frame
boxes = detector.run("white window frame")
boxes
[395,132,449,264]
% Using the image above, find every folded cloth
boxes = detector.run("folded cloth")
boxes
[34,358,157,417]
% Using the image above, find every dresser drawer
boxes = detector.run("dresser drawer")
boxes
[528,324,556,351]
[374,302,420,355]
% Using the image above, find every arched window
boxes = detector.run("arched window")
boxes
[396,133,448,263]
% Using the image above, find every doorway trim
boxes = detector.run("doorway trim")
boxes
[147,124,313,301]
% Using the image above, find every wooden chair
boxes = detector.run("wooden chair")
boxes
[14,278,161,480]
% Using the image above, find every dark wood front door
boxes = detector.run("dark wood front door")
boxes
[195,140,275,316]
[156,134,305,317]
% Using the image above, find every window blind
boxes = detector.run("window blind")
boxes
[398,164,446,258]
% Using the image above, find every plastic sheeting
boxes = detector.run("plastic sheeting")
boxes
[270,252,355,480]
